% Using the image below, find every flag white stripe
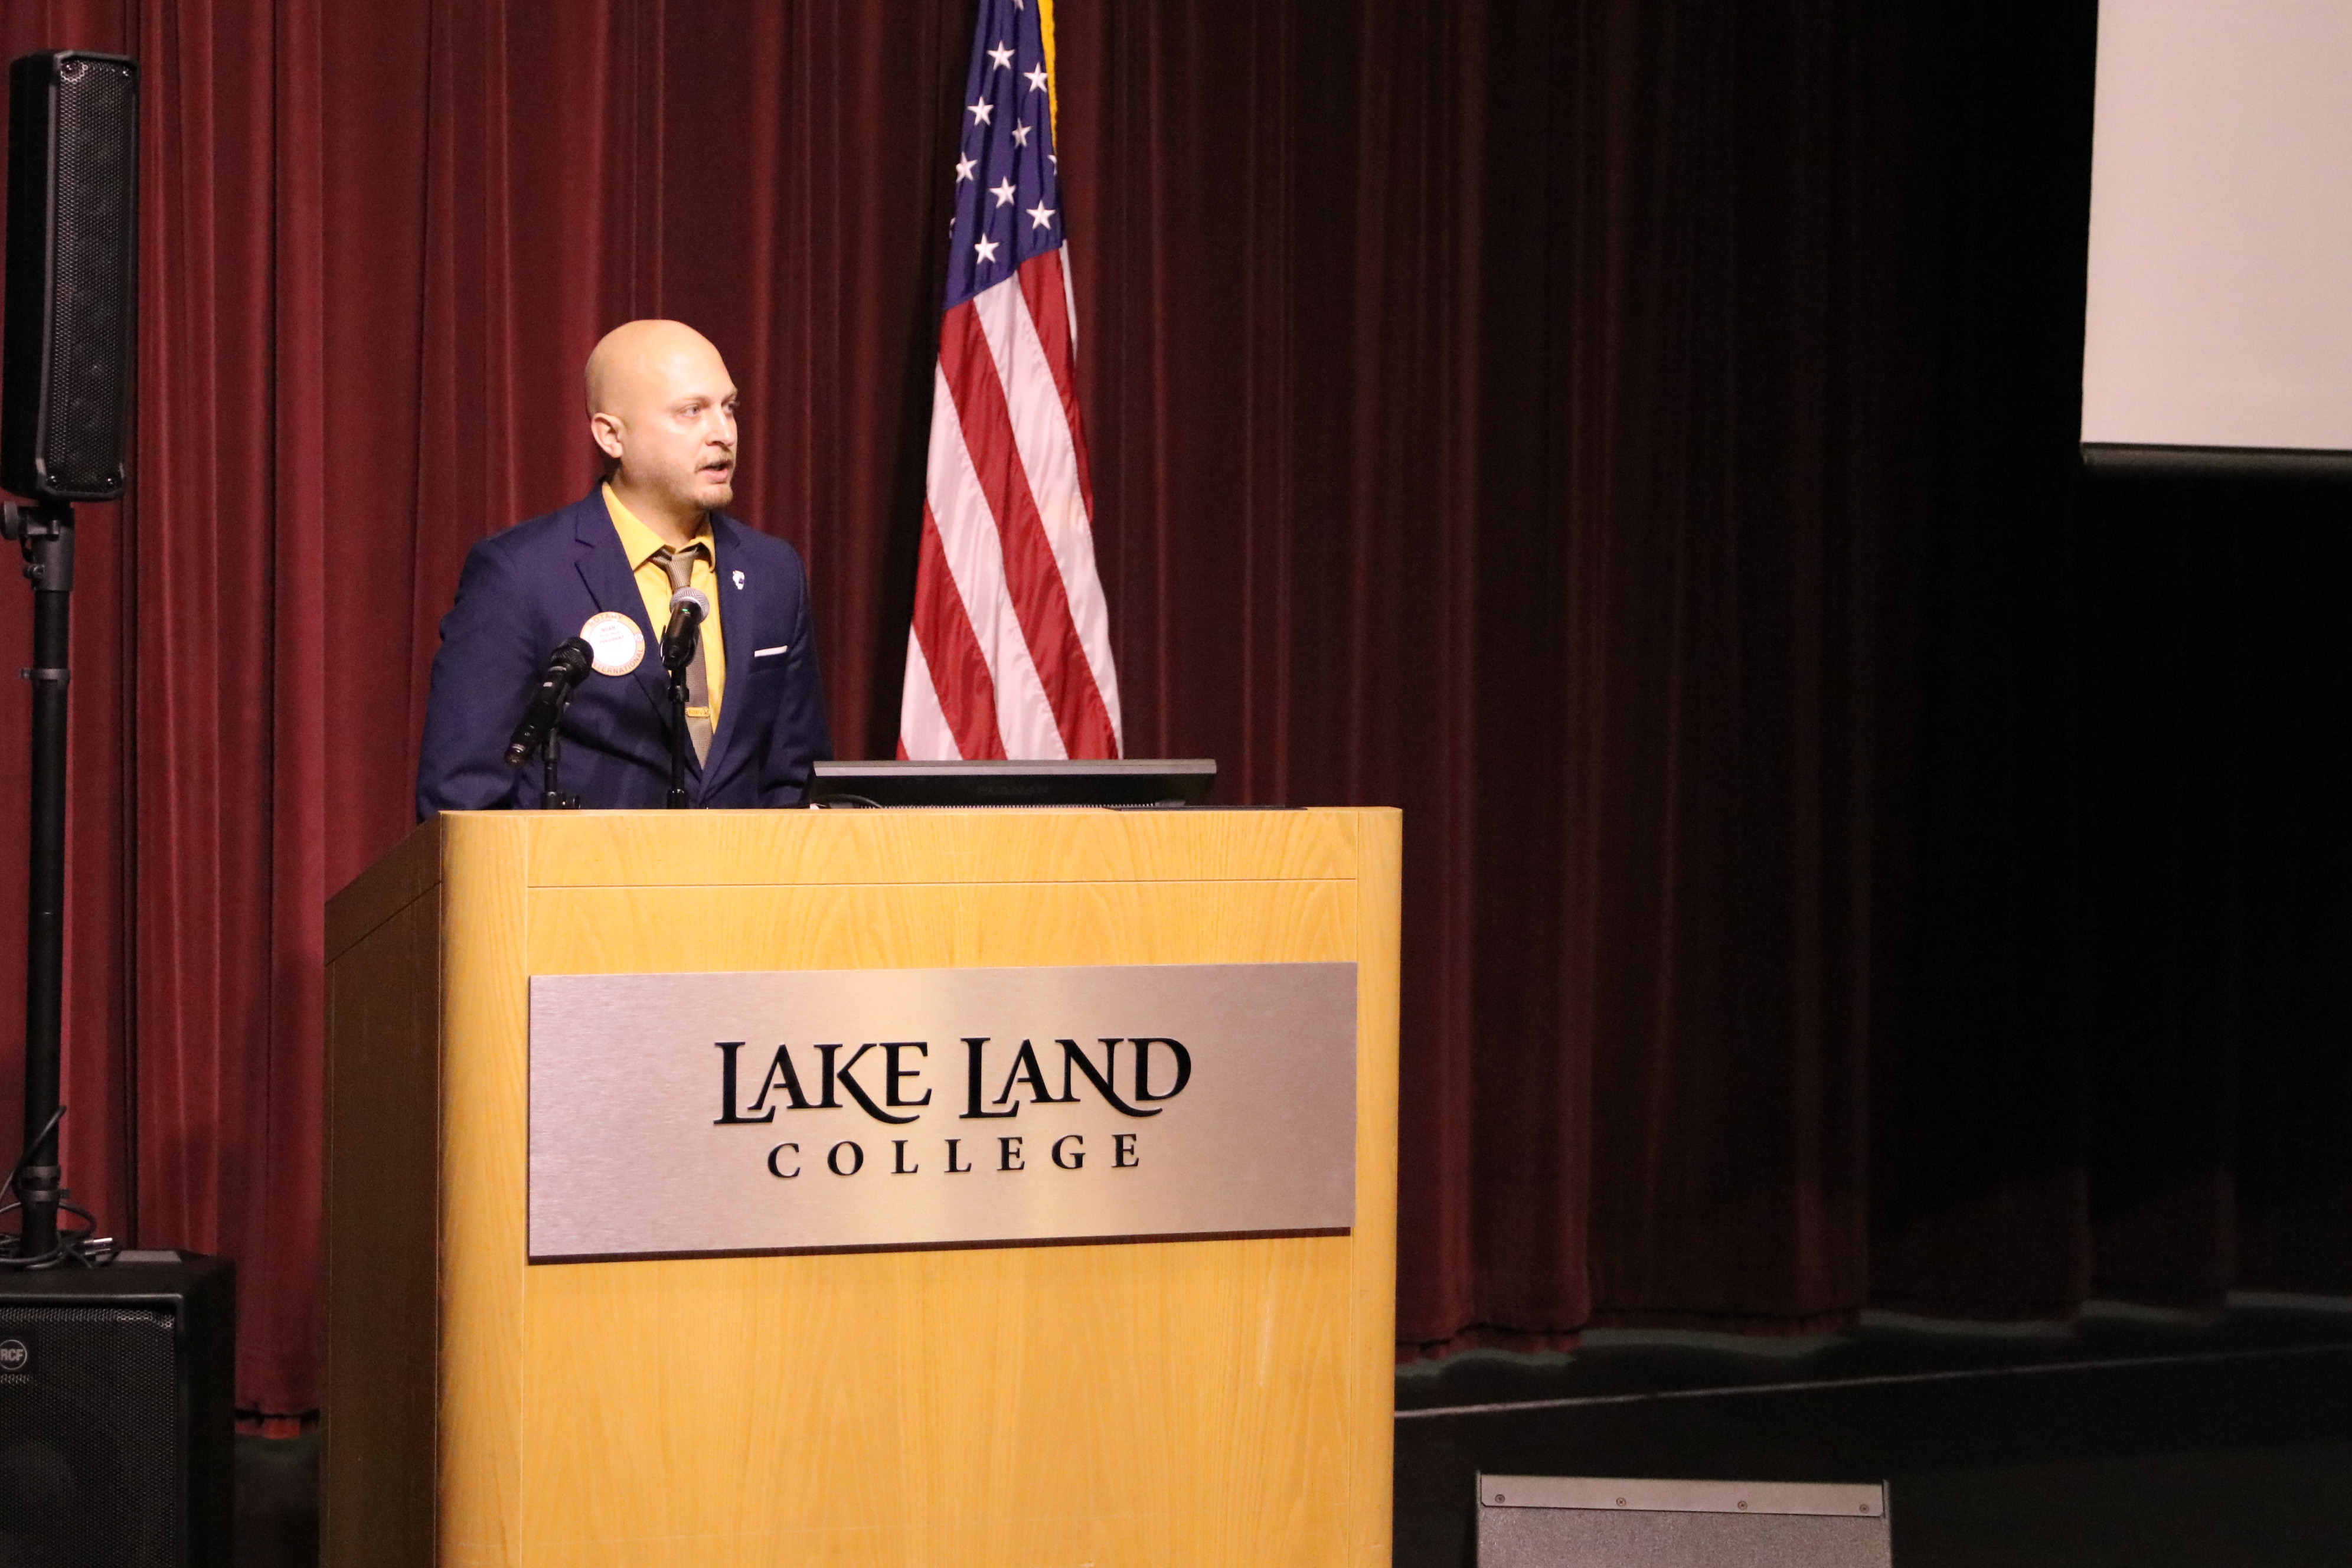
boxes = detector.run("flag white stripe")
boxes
[923,362,1067,759]
[897,629,958,760]
[971,268,1123,743]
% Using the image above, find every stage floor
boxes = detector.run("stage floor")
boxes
[236,1295,2352,1566]
[1396,1295,2352,1567]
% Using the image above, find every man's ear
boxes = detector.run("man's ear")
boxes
[589,410,626,460]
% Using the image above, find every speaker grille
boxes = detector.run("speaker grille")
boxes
[44,57,135,496]
[0,1305,181,1567]
[2,50,138,502]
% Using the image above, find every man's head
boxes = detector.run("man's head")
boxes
[585,321,738,524]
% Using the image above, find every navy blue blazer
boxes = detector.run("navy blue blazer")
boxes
[416,488,832,815]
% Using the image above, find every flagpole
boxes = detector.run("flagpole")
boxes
[1038,0,1058,133]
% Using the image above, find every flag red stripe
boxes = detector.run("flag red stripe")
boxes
[937,298,1118,758]
[1017,251,1095,514]
[910,500,1008,760]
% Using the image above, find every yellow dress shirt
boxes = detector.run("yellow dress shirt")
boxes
[603,484,726,725]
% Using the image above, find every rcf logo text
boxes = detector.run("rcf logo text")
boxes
[710,1036,1192,1180]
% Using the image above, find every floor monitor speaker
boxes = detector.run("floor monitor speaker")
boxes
[0,1252,234,1567]
[1478,1474,1892,1567]
[2,49,136,503]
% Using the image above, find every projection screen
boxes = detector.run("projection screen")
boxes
[2080,0,2352,466]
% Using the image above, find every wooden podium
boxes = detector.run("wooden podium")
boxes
[322,808,1399,1568]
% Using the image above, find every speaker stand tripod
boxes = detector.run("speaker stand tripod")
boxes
[3,499,73,1259]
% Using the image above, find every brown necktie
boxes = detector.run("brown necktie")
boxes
[652,543,713,765]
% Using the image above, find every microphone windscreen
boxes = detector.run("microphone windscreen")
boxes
[668,586,713,620]
[551,636,593,678]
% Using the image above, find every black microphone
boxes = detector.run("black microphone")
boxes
[504,636,594,767]
[662,586,712,674]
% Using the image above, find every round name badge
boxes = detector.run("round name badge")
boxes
[580,610,645,677]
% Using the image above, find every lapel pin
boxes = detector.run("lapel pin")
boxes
[733,570,746,590]
[579,610,645,677]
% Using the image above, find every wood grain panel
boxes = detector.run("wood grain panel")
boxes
[324,806,1400,1568]
[523,878,1353,976]
[522,806,1358,888]
[439,815,533,1564]
[513,867,1373,1564]
[326,814,442,962]
[1347,809,1403,1565]
[517,1240,1360,1567]
[321,881,444,1568]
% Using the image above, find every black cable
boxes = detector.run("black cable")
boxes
[1,1103,64,1203]
[0,1200,110,1269]
[0,1105,116,1268]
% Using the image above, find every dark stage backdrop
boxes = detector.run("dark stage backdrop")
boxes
[0,0,2344,1422]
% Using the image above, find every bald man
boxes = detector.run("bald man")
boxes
[416,321,831,813]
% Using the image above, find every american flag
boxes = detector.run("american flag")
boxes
[898,0,1123,760]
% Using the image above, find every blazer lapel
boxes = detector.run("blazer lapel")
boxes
[570,489,680,754]
[698,511,758,787]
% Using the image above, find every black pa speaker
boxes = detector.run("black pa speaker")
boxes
[0,1252,234,1567]
[1,49,137,503]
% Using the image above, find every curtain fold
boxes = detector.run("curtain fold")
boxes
[1063,0,1886,1348]
[0,0,2342,1419]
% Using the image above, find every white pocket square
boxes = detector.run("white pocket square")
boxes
[753,645,789,658]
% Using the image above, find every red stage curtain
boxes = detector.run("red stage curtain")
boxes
[1056,1,1889,1347]
[0,0,984,1424]
[0,0,2343,1422]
